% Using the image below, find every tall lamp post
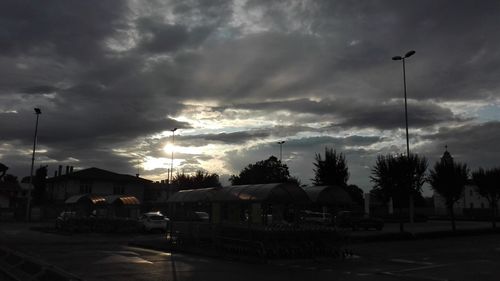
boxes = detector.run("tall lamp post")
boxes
[392,50,416,224]
[27,108,41,221]
[392,50,415,159]
[169,128,178,183]
[277,141,285,162]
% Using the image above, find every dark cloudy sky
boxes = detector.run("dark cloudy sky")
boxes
[1,0,499,194]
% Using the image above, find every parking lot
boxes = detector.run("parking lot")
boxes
[1,221,499,281]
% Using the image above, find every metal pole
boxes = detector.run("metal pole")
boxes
[27,110,40,221]
[277,141,285,162]
[170,128,177,183]
[402,58,410,158]
[279,143,282,162]
[170,132,174,182]
[402,57,413,224]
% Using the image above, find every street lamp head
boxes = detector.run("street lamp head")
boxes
[404,50,416,58]
[392,56,402,61]
[277,141,285,145]
[171,128,177,132]
[34,108,41,114]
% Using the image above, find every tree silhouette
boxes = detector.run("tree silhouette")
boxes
[472,167,500,228]
[370,153,427,232]
[172,170,221,190]
[312,147,349,186]
[311,147,363,205]
[0,163,8,180]
[229,156,295,185]
[429,160,468,232]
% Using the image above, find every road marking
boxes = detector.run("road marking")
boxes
[390,263,451,273]
[390,258,433,265]
[378,271,451,281]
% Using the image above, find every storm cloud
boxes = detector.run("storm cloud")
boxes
[1,0,499,192]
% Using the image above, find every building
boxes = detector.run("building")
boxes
[433,149,494,216]
[46,166,151,203]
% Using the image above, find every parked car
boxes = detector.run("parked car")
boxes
[138,212,170,232]
[193,211,210,222]
[335,211,384,231]
[300,210,333,225]
[55,211,77,230]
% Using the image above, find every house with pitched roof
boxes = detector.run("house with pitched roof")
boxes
[46,167,151,204]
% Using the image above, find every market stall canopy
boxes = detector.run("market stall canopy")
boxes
[105,195,140,205]
[213,183,311,204]
[65,194,107,205]
[168,187,220,203]
[302,185,352,205]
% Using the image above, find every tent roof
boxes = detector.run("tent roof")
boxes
[65,194,107,205]
[105,195,141,205]
[302,185,352,205]
[213,183,311,204]
[167,187,220,203]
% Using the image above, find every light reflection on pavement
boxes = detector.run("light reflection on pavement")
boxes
[1,222,500,281]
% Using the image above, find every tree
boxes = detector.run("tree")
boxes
[370,153,427,232]
[312,147,349,186]
[311,147,363,205]
[229,156,295,185]
[472,167,500,228]
[172,170,222,190]
[0,163,8,180]
[428,160,468,232]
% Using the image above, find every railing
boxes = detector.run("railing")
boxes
[169,221,349,259]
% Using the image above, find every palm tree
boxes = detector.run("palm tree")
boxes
[428,160,468,232]
[371,153,427,232]
[472,168,500,228]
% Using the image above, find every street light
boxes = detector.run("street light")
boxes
[393,50,416,225]
[27,107,41,221]
[392,50,415,158]
[277,141,285,162]
[169,128,177,183]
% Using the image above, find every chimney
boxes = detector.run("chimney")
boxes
[58,165,62,177]
[70,166,74,173]
[65,166,70,175]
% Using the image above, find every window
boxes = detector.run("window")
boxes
[79,182,92,194]
[113,185,125,195]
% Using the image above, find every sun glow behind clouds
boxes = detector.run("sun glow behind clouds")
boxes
[163,144,203,155]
